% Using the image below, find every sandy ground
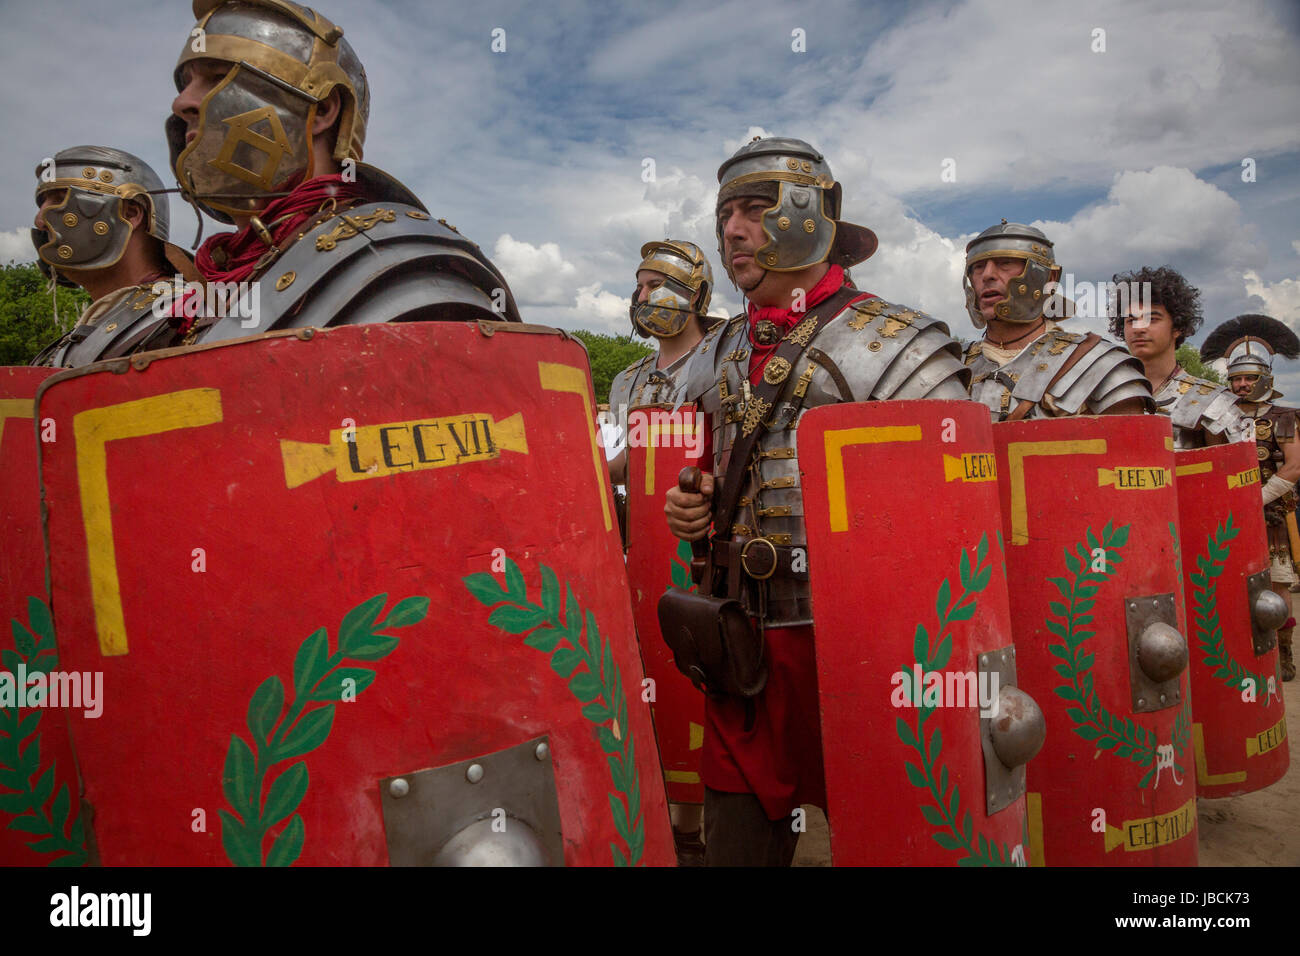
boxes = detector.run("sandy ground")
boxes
[791,678,1300,867]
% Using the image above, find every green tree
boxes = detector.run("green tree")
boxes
[1177,345,1222,383]
[0,262,89,365]
[570,330,654,405]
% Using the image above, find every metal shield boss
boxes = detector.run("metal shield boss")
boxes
[36,324,673,866]
[623,402,706,805]
[0,369,86,866]
[800,400,1041,866]
[1174,440,1288,798]
[993,415,1197,866]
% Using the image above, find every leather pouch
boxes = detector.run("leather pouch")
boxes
[657,587,767,698]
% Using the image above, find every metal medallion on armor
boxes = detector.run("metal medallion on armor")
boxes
[965,328,1152,421]
[682,295,969,627]
[1154,366,1250,449]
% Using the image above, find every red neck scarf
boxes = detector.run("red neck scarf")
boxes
[746,265,867,383]
[195,175,365,285]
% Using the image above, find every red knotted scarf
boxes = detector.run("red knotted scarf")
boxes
[195,174,365,285]
[746,265,869,384]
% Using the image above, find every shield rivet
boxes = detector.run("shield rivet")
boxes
[980,654,988,665]
[1137,697,1146,708]
[62,213,78,228]
[389,777,410,798]
[1159,693,1167,704]
[466,763,485,784]
[535,742,550,761]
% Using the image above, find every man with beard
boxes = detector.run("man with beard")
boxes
[1110,265,1248,448]
[30,147,199,366]
[152,0,519,347]
[963,221,1151,420]
[663,136,970,865]
[1201,314,1300,681]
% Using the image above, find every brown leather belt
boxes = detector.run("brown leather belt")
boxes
[712,538,808,581]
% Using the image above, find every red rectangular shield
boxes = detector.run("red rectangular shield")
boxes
[993,415,1198,866]
[1175,441,1288,797]
[1,367,86,866]
[799,400,1033,866]
[37,324,674,866]
[624,403,706,805]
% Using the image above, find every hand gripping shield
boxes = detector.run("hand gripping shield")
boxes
[993,415,1197,866]
[1174,441,1288,797]
[35,324,673,866]
[0,368,85,866]
[623,403,706,805]
[799,400,1044,866]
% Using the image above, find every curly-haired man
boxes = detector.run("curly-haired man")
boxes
[1110,265,1248,448]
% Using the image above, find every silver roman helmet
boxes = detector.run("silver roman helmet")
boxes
[630,239,712,339]
[32,146,173,285]
[714,136,877,281]
[1200,314,1300,403]
[166,0,369,222]
[963,220,1061,329]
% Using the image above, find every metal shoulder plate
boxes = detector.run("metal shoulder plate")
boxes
[797,297,969,407]
[609,354,654,414]
[32,285,166,369]
[679,314,745,414]
[198,202,521,344]
[1159,371,1244,437]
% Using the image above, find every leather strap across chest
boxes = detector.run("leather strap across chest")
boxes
[703,285,863,591]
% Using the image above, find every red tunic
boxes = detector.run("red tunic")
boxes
[699,267,872,820]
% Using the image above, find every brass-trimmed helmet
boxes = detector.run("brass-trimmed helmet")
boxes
[630,239,712,339]
[166,0,369,222]
[1200,314,1300,403]
[32,146,172,286]
[963,220,1061,329]
[714,136,877,282]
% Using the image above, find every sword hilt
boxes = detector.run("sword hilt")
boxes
[678,466,710,584]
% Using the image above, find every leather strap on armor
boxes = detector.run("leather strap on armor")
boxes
[704,285,863,591]
[1005,332,1102,421]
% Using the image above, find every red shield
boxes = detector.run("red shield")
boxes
[800,400,1036,866]
[992,416,1198,866]
[1175,441,1288,797]
[37,324,673,866]
[0,367,86,866]
[624,404,706,805]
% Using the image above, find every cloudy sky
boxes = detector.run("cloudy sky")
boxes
[2,0,1298,387]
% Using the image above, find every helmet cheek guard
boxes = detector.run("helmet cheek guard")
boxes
[753,182,837,272]
[631,282,695,339]
[172,62,317,221]
[34,189,132,274]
